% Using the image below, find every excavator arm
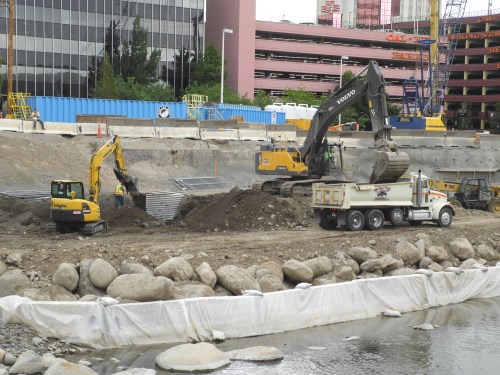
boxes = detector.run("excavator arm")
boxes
[88,135,138,204]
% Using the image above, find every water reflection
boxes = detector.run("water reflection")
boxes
[66,297,500,375]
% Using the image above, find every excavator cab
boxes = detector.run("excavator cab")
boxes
[51,180,85,200]
[454,178,497,211]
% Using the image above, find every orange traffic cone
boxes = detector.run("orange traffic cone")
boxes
[97,122,101,138]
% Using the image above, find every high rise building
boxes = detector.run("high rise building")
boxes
[0,0,205,98]
[316,0,429,29]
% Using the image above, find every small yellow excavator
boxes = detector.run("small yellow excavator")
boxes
[47,135,139,235]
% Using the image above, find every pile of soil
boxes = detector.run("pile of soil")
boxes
[173,187,312,232]
[0,196,50,231]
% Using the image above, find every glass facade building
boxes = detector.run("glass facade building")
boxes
[0,0,205,98]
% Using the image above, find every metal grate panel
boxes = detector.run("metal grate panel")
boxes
[0,190,50,204]
[170,176,232,191]
[145,192,185,221]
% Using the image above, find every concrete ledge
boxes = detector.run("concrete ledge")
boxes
[108,125,156,138]
[199,120,238,129]
[0,119,24,132]
[107,118,154,127]
[156,127,200,139]
[200,129,239,140]
[77,123,104,136]
[154,118,198,127]
[23,121,78,135]
[238,129,268,141]
[267,130,297,142]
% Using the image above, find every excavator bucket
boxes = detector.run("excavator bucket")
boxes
[113,168,139,195]
[370,150,410,183]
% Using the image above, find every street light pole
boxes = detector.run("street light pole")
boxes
[338,55,349,125]
[220,28,233,104]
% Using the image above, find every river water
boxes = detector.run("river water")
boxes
[66,296,500,374]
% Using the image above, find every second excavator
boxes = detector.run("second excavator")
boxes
[254,60,410,196]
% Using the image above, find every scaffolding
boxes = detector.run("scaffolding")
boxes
[7,92,32,120]
[182,94,208,120]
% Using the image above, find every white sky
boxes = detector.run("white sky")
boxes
[256,0,500,24]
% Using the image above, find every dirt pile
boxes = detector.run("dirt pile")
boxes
[173,187,312,232]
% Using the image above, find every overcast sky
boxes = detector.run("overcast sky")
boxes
[256,0,500,24]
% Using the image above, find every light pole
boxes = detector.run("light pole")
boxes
[220,28,233,103]
[339,55,349,125]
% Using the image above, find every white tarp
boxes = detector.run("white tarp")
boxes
[1,268,500,349]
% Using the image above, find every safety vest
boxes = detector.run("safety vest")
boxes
[115,184,125,196]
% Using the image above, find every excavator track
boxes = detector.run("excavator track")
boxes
[81,220,108,236]
[253,176,347,197]
[370,151,410,183]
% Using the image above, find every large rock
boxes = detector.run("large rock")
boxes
[0,269,29,297]
[44,360,97,375]
[395,241,422,266]
[384,268,416,277]
[0,260,7,276]
[6,252,23,267]
[449,238,475,260]
[256,272,284,293]
[282,260,314,283]
[52,263,79,292]
[107,274,174,302]
[348,247,377,263]
[419,256,434,269]
[428,262,444,272]
[415,233,432,248]
[346,258,361,275]
[77,259,105,297]
[332,264,356,281]
[119,262,154,276]
[18,285,77,301]
[155,257,194,281]
[415,239,426,258]
[155,343,229,372]
[303,257,332,278]
[89,259,118,289]
[257,261,284,281]
[360,255,399,273]
[171,282,215,299]
[215,265,261,295]
[426,246,449,263]
[8,350,43,374]
[476,243,499,261]
[225,346,283,361]
[459,258,480,269]
[195,262,217,288]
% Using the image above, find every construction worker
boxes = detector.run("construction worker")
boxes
[31,108,45,130]
[115,182,125,208]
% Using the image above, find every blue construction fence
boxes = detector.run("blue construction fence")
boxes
[25,97,188,123]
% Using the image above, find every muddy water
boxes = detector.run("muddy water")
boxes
[66,297,500,375]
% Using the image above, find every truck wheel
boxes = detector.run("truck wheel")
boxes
[364,209,384,231]
[388,208,404,227]
[437,207,453,228]
[488,200,500,214]
[346,210,365,231]
[319,209,338,230]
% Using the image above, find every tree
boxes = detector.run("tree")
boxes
[168,48,196,99]
[191,43,222,86]
[121,17,161,85]
[115,77,175,101]
[94,54,118,99]
[253,90,273,109]
[282,88,322,106]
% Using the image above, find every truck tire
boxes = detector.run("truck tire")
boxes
[488,200,500,214]
[437,207,453,228]
[346,210,365,231]
[388,208,404,227]
[364,209,384,231]
[319,209,338,230]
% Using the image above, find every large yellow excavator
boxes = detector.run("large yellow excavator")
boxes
[47,135,139,235]
[255,60,410,196]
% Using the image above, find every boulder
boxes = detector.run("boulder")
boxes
[415,233,432,248]
[8,350,43,374]
[256,273,284,293]
[332,265,356,281]
[348,247,377,263]
[77,259,105,297]
[459,258,480,270]
[225,346,283,361]
[384,267,416,277]
[155,257,194,281]
[346,258,361,275]
[195,262,217,288]
[428,262,444,272]
[282,260,314,283]
[155,343,229,372]
[359,270,383,279]
[395,241,422,266]
[0,260,7,276]
[257,261,284,281]
[119,262,154,276]
[52,263,79,292]
[415,239,426,258]
[44,360,97,375]
[419,257,434,269]
[476,243,499,261]
[107,274,174,302]
[89,259,118,289]
[439,260,453,270]
[303,257,332,278]
[0,269,29,297]
[171,282,215,299]
[18,285,77,301]
[6,252,23,267]
[426,246,449,263]
[213,284,234,296]
[215,265,261,295]
[360,255,399,273]
[312,274,337,285]
[449,238,475,260]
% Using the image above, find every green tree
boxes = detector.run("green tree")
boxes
[282,88,322,106]
[94,54,118,99]
[115,77,174,101]
[252,90,273,109]
[191,43,222,86]
[121,17,161,85]
[168,48,195,99]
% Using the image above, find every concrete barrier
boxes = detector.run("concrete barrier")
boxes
[154,118,198,127]
[107,118,154,127]
[199,119,238,129]
[200,128,239,140]
[23,121,78,135]
[108,125,156,138]
[0,119,23,132]
[267,125,297,142]
[77,123,103,136]
[156,127,200,139]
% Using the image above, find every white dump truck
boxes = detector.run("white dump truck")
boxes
[312,171,455,231]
